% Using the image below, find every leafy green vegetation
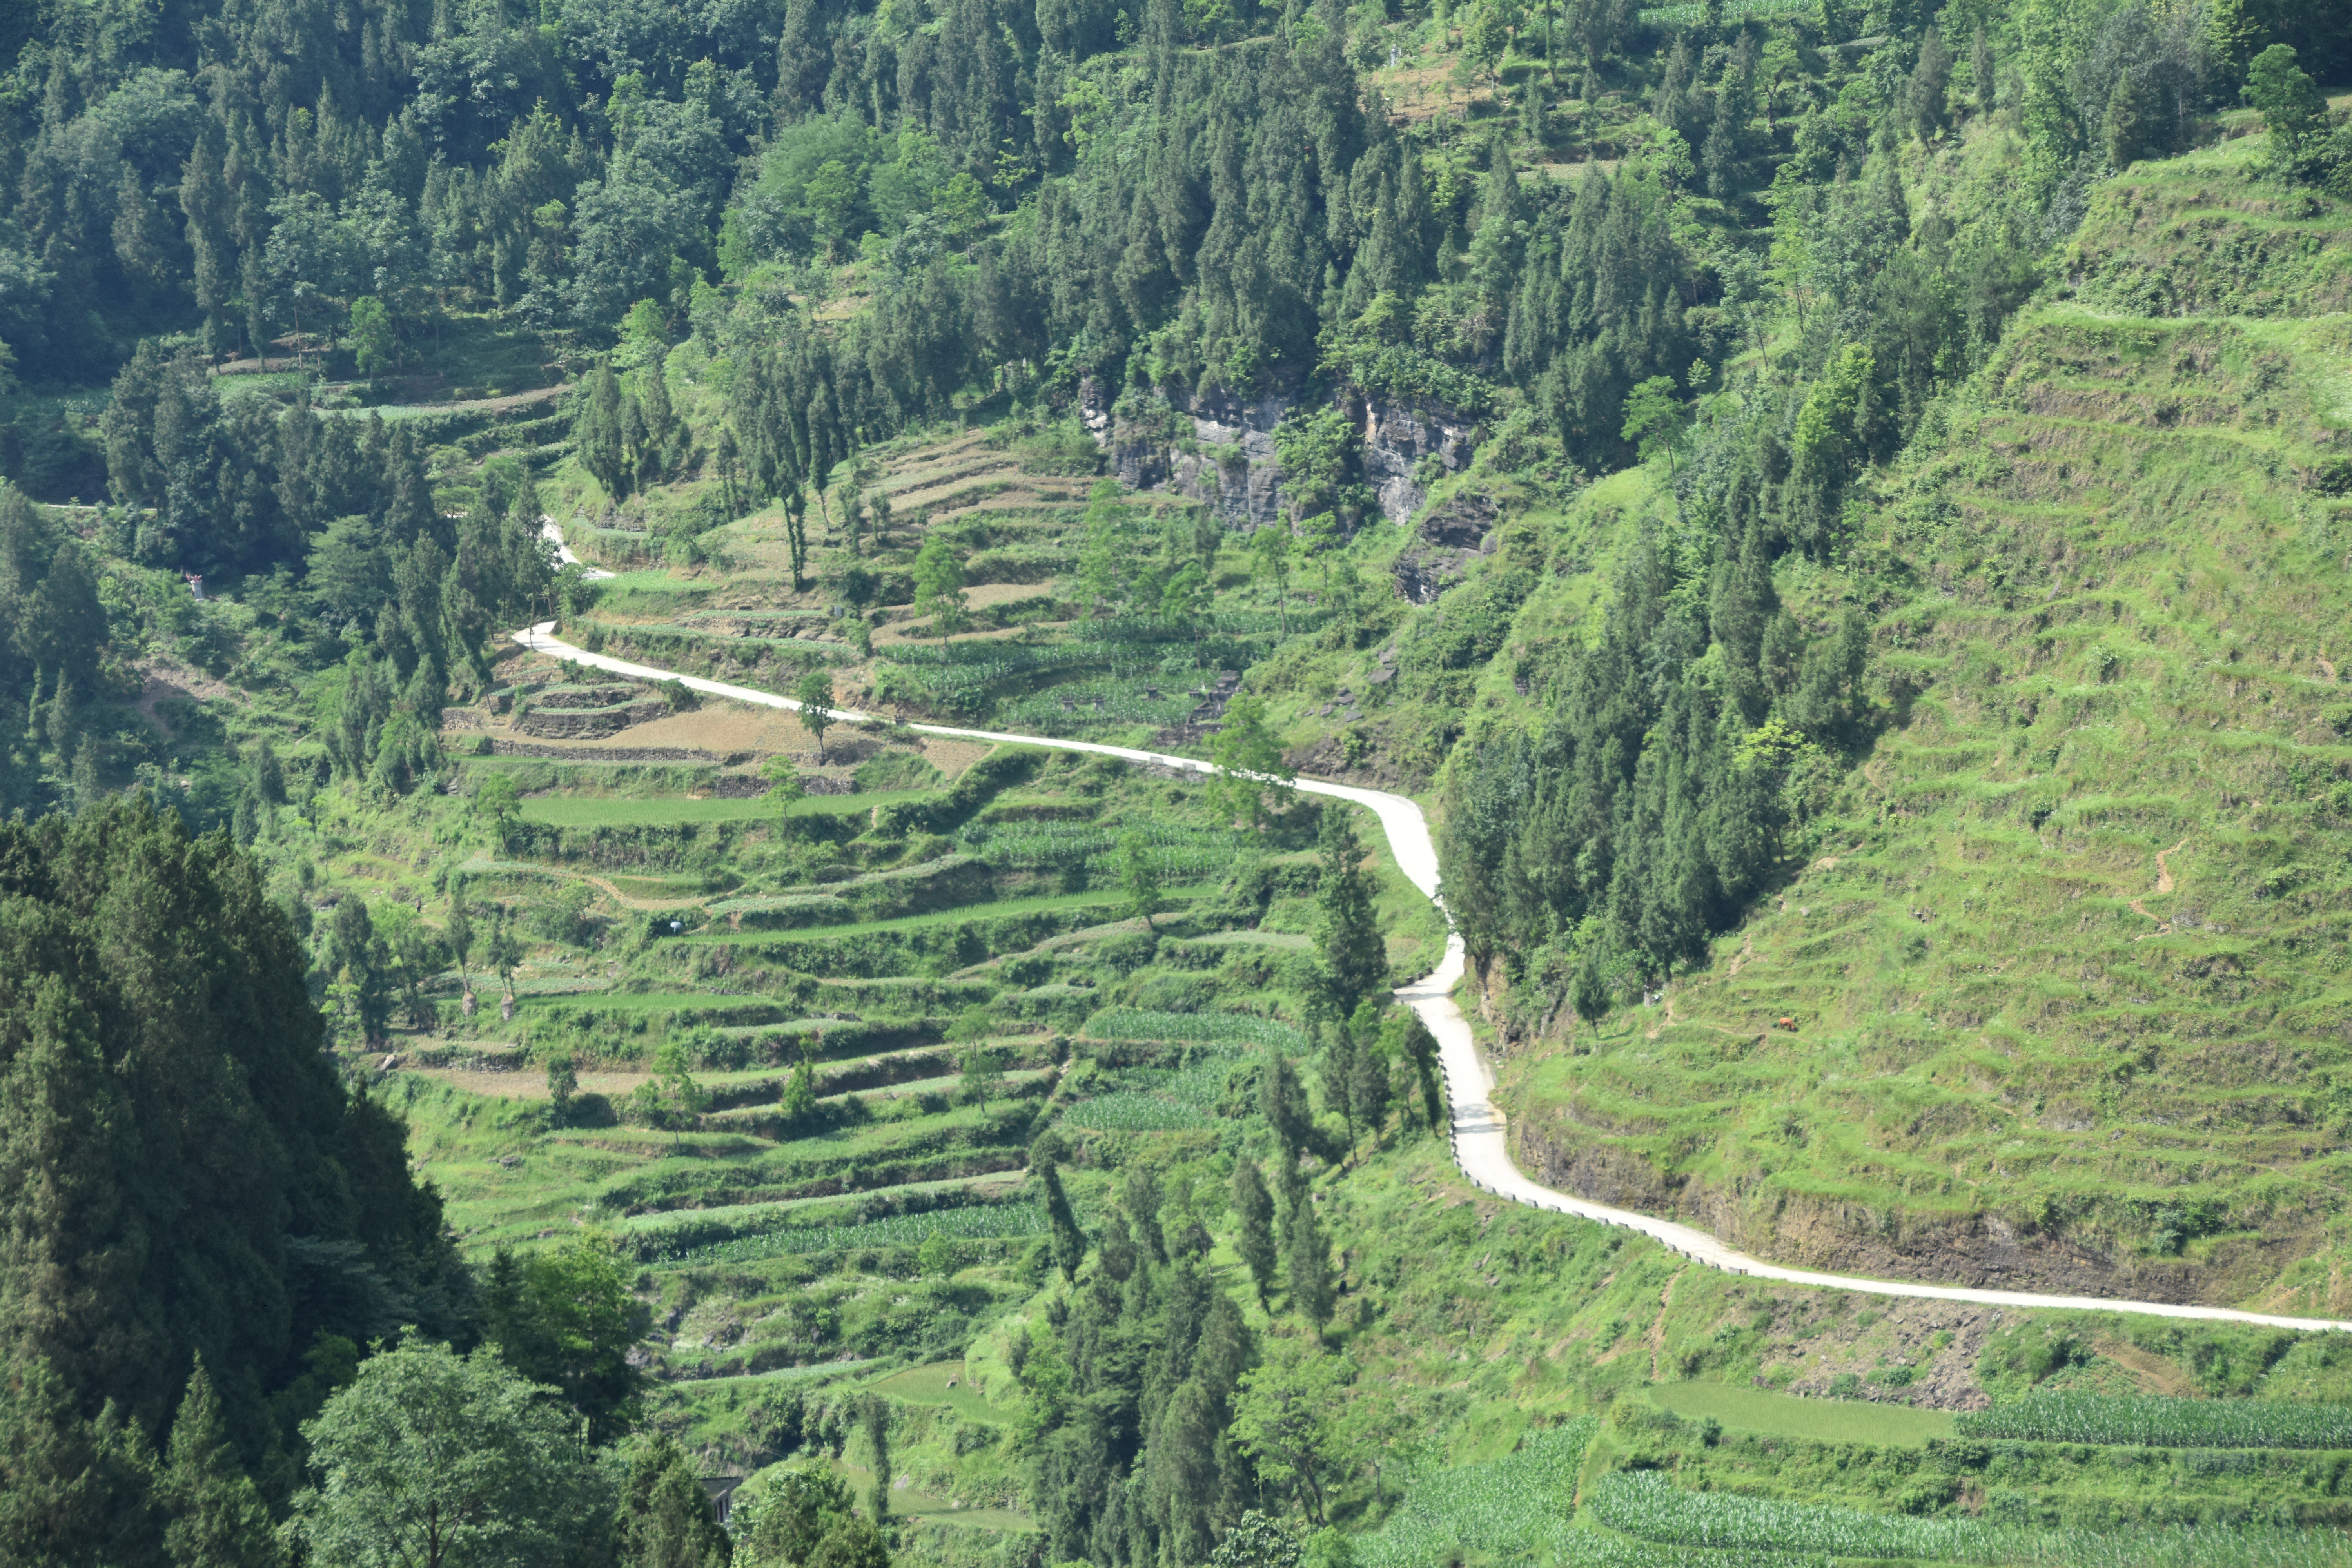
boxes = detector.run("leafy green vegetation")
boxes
[1956,1392,2352,1451]
[1354,1421,1595,1568]
[12,0,2352,1559]
[1642,1381,1955,1447]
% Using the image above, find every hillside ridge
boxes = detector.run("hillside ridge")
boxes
[517,610,2352,1332]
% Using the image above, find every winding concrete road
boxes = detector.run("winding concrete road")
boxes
[506,611,2352,1334]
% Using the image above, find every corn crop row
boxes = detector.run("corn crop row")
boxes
[1553,1534,1829,1568]
[1956,1392,2352,1451]
[1356,1422,1597,1568]
[960,823,1235,875]
[1591,1472,1982,1560]
[1637,0,1810,24]
[1059,1092,1215,1133]
[658,1200,1046,1267]
[1587,1472,2352,1567]
[999,684,1198,727]
[1082,1008,1310,1053]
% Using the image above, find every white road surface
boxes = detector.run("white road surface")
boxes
[541,515,617,580]
[509,573,2352,1334]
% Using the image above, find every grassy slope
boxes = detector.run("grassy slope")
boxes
[1494,135,2352,1310]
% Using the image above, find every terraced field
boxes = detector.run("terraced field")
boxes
[1500,139,2352,1316]
[371,658,1444,1513]
[543,414,1318,748]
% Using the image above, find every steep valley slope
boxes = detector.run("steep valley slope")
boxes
[1483,133,2352,1314]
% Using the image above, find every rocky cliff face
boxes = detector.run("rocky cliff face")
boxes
[1359,392,1477,525]
[1082,375,1476,532]
[1389,489,1499,604]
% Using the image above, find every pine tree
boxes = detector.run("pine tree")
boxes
[636,348,682,485]
[715,425,742,518]
[1122,1164,1167,1267]
[619,390,648,489]
[576,358,630,499]
[181,119,237,353]
[1258,1044,1309,1160]
[1348,1001,1392,1147]
[1319,1019,1356,1153]
[162,1358,282,1568]
[1285,1186,1333,1331]
[0,1354,165,1568]
[1076,479,1127,615]
[1394,1009,1445,1132]
[1038,1155,1087,1279]
[1230,1159,1277,1306]
[1145,1377,1221,1567]
[1909,25,1951,143]
[620,1436,727,1568]
[862,1396,891,1521]
[784,484,808,590]
[1314,807,1387,1019]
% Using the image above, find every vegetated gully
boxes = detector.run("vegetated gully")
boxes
[512,534,2352,1332]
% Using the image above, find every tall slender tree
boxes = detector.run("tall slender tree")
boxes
[1284,1185,1334,1331]
[161,1354,282,1561]
[1231,1158,1278,1307]
[1314,806,1387,1019]
[1038,1154,1086,1280]
[575,358,630,499]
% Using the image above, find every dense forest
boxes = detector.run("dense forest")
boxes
[5,0,2352,1563]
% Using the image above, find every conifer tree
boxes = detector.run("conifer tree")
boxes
[162,1358,282,1568]
[1314,806,1387,1019]
[861,1396,891,1521]
[1258,1045,1309,1160]
[620,1436,729,1568]
[1392,1009,1445,1132]
[1122,1163,1167,1267]
[545,1053,578,1125]
[0,1357,165,1568]
[1319,1018,1356,1153]
[1038,1155,1087,1280]
[1285,1186,1333,1331]
[784,484,808,589]
[1077,479,1125,614]
[1230,1158,1277,1306]
[576,358,629,499]
[1350,1014,1392,1147]
[635,348,682,485]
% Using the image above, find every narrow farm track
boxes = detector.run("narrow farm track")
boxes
[507,606,2352,1334]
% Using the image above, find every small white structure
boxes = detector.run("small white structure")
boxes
[185,574,205,600]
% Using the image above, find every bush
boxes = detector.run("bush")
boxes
[531,882,599,947]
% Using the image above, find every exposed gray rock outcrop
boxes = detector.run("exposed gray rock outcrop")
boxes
[1082,375,1477,532]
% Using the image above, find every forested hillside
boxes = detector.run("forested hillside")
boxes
[9,0,2352,1563]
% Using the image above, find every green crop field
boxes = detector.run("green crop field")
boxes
[1957,1393,2352,1451]
[520,786,936,826]
[864,1361,1012,1424]
[1641,1383,1955,1447]
[1586,1472,2352,1567]
[1356,1423,1596,1568]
